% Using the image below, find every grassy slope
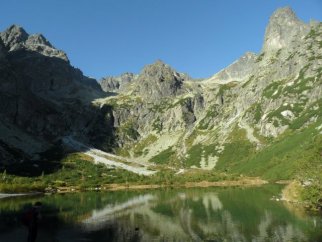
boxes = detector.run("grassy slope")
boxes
[215,111,322,208]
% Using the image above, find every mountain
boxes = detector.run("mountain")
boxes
[95,6,322,179]
[0,25,114,164]
[0,7,321,202]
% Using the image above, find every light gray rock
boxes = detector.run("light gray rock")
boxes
[262,7,310,52]
[133,60,184,102]
[100,72,137,92]
[0,25,28,51]
[206,52,258,84]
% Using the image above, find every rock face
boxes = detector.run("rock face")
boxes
[206,52,258,84]
[1,25,69,61]
[100,72,137,92]
[0,25,112,163]
[262,7,309,52]
[132,60,185,102]
[0,38,6,60]
[0,25,28,50]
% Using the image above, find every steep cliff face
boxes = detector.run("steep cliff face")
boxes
[100,72,138,92]
[262,7,310,52]
[0,26,113,163]
[0,25,69,61]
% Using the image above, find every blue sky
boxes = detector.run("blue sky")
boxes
[1,0,321,79]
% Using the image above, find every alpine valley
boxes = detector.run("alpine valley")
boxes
[0,7,321,209]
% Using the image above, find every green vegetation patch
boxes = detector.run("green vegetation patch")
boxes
[253,103,263,123]
[106,96,142,109]
[149,147,176,164]
[117,120,140,140]
[183,140,219,168]
[0,153,145,192]
[289,99,322,130]
[219,116,322,182]
[216,127,255,171]
[152,117,162,133]
[262,80,284,99]
[198,105,219,130]
[241,75,255,88]
[218,82,238,97]
[133,134,158,157]
[266,105,291,126]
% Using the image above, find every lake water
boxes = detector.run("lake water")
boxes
[0,185,321,242]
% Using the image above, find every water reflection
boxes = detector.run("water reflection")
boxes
[0,186,321,242]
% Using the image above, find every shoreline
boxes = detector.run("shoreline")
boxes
[0,177,269,195]
[55,177,268,193]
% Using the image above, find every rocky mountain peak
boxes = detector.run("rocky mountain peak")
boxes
[140,60,177,80]
[262,6,309,52]
[0,25,69,62]
[133,60,184,101]
[0,24,29,50]
[270,7,298,22]
[26,34,53,47]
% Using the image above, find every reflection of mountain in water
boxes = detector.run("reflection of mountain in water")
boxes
[79,188,317,242]
[0,187,321,242]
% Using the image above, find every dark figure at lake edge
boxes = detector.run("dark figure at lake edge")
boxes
[22,201,42,242]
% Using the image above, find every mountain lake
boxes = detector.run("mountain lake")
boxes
[0,185,321,242]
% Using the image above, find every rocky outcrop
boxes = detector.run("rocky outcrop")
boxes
[1,25,69,61]
[100,72,138,92]
[262,7,310,52]
[0,25,28,51]
[206,52,258,84]
[132,60,185,102]
[0,25,112,163]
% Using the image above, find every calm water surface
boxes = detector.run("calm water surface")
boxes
[0,185,321,242]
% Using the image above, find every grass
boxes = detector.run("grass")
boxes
[133,134,157,157]
[0,153,145,192]
[198,105,219,129]
[219,116,322,182]
[218,82,238,97]
[262,80,284,99]
[184,144,218,168]
[216,127,255,171]
[149,147,176,164]
[253,103,263,123]
[184,144,203,167]
[266,105,291,126]
[290,99,322,130]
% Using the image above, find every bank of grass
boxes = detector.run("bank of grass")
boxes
[0,153,141,192]
[216,115,322,209]
[0,152,245,193]
[216,127,255,171]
